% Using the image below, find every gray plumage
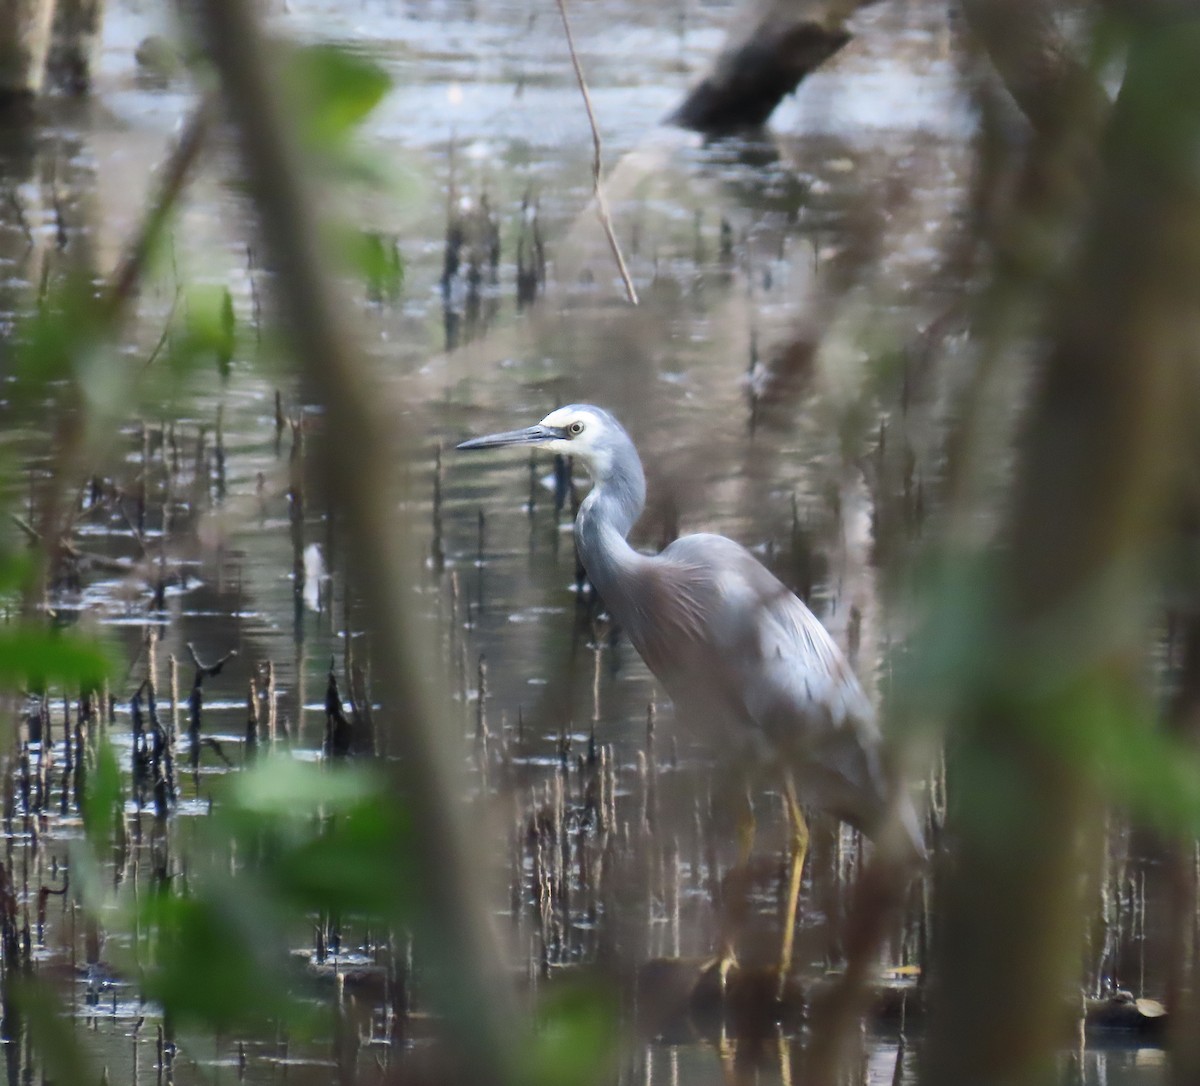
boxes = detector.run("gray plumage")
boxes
[458,403,923,856]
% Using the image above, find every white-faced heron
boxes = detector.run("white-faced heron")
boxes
[458,404,924,992]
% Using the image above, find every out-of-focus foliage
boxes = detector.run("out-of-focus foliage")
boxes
[9,275,102,390]
[127,758,409,1030]
[0,550,33,603]
[0,627,113,693]
[14,979,94,1085]
[285,43,392,152]
[343,228,405,303]
[0,283,119,691]
[526,984,618,1086]
[0,24,417,1077]
[169,283,237,378]
[112,749,621,1080]
[140,886,308,1029]
[221,757,416,915]
[81,735,122,853]
[900,552,1200,836]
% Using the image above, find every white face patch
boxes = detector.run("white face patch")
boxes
[536,408,612,476]
[541,406,601,433]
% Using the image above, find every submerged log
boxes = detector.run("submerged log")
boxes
[670,0,870,134]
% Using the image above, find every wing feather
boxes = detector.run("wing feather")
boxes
[620,533,889,828]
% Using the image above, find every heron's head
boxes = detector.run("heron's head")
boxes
[457,404,630,481]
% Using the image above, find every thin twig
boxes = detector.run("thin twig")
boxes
[9,515,40,545]
[142,290,183,372]
[554,0,639,305]
[186,642,238,678]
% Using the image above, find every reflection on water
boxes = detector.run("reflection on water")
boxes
[637,1038,1169,1086]
[0,0,1170,1083]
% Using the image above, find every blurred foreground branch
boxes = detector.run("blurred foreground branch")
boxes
[182,1,519,1081]
[959,0,1108,140]
[923,12,1200,1084]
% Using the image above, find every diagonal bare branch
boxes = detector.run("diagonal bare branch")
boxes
[555,0,639,306]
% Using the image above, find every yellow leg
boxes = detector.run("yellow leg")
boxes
[717,1031,738,1085]
[777,1027,793,1086]
[777,772,809,1000]
[713,788,755,989]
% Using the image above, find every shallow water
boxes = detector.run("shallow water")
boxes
[0,0,1171,1082]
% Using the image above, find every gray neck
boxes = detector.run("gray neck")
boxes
[574,450,646,605]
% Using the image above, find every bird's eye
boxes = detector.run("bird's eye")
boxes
[568,421,585,436]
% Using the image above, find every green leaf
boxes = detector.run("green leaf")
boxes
[525,983,617,1086]
[82,736,122,853]
[170,284,237,378]
[285,44,391,148]
[266,798,415,915]
[224,755,379,815]
[13,978,96,1083]
[140,889,301,1030]
[220,759,414,916]
[890,549,1001,725]
[11,275,102,389]
[344,229,404,302]
[0,550,34,602]
[1065,685,1200,837]
[0,626,114,692]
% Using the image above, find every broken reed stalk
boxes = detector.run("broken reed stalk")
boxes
[185,642,237,772]
[265,661,278,745]
[554,0,639,306]
[246,675,259,757]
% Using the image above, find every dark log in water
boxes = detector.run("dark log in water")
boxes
[670,0,860,134]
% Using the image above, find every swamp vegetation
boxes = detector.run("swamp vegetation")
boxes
[1,0,1200,1084]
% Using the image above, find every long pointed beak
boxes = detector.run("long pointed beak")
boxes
[456,424,564,451]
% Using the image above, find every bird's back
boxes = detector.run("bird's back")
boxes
[616,532,913,844]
